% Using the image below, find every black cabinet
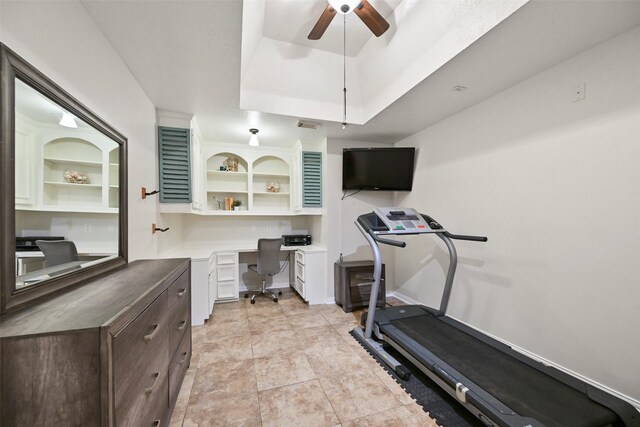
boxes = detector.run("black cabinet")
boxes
[334,260,385,312]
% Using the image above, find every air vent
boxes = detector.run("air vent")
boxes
[296,120,321,130]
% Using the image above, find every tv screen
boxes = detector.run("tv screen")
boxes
[342,147,415,191]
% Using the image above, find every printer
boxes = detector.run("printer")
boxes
[282,234,312,246]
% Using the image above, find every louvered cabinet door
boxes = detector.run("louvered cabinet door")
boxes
[302,151,322,208]
[158,126,192,203]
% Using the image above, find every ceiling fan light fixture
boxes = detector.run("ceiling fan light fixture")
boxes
[248,128,259,147]
[328,0,361,14]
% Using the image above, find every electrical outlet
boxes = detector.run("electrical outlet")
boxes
[84,224,92,233]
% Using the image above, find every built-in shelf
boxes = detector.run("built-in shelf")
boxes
[44,181,102,188]
[44,157,102,167]
[17,205,119,214]
[207,190,248,194]
[253,172,289,178]
[253,191,290,196]
[207,170,248,176]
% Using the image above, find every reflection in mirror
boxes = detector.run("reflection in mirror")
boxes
[14,78,119,290]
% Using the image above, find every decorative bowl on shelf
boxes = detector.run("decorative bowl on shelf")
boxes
[63,169,89,184]
[266,182,280,193]
[225,157,238,172]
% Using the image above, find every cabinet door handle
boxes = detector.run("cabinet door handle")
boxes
[178,289,186,297]
[177,320,187,331]
[144,372,160,395]
[144,324,160,342]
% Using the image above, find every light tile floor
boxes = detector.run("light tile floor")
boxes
[169,289,438,427]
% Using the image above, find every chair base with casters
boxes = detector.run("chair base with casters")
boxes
[245,238,285,304]
[244,271,283,304]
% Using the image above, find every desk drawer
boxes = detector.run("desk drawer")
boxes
[113,292,169,409]
[169,329,192,407]
[217,265,236,281]
[217,252,236,265]
[295,251,305,265]
[295,277,305,297]
[295,261,305,282]
[217,281,236,300]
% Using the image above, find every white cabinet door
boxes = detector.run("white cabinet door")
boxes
[208,254,216,313]
[190,258,210,326]
[15,129,33,206]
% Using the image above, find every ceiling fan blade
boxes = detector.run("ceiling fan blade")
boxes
[354,0,390,37]
[308,4,337,40]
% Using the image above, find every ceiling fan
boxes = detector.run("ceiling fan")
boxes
[308,0,390,40]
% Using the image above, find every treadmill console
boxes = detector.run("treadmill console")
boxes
[373,207,438,234]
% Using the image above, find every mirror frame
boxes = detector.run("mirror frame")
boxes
[0,43,128,314]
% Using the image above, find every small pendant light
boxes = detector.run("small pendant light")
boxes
[249,128,259,146]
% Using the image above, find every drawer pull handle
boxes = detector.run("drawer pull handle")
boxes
[144,324,160,342]
[179,351,188,365]
[178,289,186,297]
[177,320,187,331]
[144,372,160,395]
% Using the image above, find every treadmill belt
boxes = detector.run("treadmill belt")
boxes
[392,315,616,427]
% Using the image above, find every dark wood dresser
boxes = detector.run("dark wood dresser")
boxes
[0,258,192,426]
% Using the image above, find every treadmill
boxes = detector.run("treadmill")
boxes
[352,207,640,427]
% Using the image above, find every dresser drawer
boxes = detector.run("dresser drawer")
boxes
[169,329,192,407]
[167,270,190,319]
[169,303,190,358]
[116,369,169,427]
[113,292,169,408]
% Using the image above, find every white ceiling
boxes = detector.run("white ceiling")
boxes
[262,0,401,57]
[81,0,640,147]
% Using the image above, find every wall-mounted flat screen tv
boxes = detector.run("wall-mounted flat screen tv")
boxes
[342,147,415,191]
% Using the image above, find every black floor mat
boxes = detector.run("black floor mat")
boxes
[350,330,484,427]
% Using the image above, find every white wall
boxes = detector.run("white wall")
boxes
[325,138,396,301]
[16,211,117,252]
[181,215,313,245]
[0,1,178,260]
[394,26,640,404]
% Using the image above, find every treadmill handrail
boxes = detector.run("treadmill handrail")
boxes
[369,229,407,248]
[421,214,488,242]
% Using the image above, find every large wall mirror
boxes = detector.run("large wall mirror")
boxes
[1,43,128,314]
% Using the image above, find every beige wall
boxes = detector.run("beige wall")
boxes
[1,1,184,260]
[394,26,640,405]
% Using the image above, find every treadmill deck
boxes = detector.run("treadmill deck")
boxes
[377,306,617,427]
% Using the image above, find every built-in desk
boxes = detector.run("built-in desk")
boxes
[164,243,327,325]
[15,247,117,276]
